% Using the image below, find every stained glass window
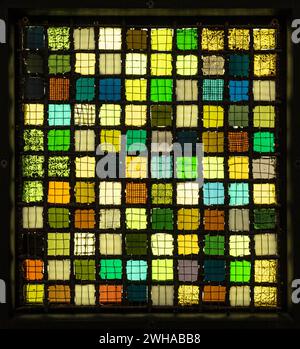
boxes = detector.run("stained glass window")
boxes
[19,21,281,310]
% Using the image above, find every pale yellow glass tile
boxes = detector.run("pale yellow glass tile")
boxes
[74,28,95,50]
[99,27,122,50]
[126,156,148,178]
[125,53,147,75]
[99,182,122,205]
[75,285,96,305]
[253,29,276,50]
[202,28,224,50]
[125,79,147,101]
[202,55,225,75]
[75,156,95,178]
[99,234,122,255]
[48,260,70,280]
[228,29,250,50]
[176,105,198,127]
[176,55,198,75]
[151,53,172,76]
[253,183,276,204]
[23,104,44,125]
[151,28,173,51]
[151,233,174,256]
[125,105,147,126]
[75,130,95,151]
[74,104,96,125]
[229,235,251,257]
[99,104,121,126]
[99,53,122,75]
[125,208,147,229]
[74,233,95,256]
[253,81,276,101]
[203,157,224,179]
[75,53,96,75]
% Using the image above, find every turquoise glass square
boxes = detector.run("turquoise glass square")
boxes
[126,260,148,281]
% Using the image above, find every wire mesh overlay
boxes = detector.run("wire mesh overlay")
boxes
[17,19,283,311]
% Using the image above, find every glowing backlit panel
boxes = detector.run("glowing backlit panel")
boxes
[19,22,281,309]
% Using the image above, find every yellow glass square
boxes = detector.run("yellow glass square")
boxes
[75,156,96,178]
[152,259,173,281]
[47,233,70,256]
[151,29,173,51]
[203,157,224,179]
[75,182,95,204]
[100,129,121,152]
[75,53,96,75]
[203,105,224,127]
[255,260,277,283]
[253,29,276,50]
[254,286,277,307]
[125,79,147,101]
[23,104,44,125]
[125,105,147,126]
[24,284,44,303]
[228,29,250,50]
[151,53,172,76]
[126,156,148,178]
[178,234,199,254]
[253,106,275,127]
[228,156,249,179]
[177,208,200,230]
[254,54,276,76]
[253,183,276,204]
[178,285,199,305]
[125,208,147,230]
[202,28,224,50]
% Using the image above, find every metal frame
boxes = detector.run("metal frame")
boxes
[0,0,299,329]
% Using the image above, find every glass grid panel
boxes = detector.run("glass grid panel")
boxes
[18,20,282,310]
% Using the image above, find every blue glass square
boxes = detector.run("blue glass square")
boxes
[26,26,44,49]
[48,104,71,126]
[229,183,249,206]
[126,260,148,281]
[127,285,148,302]
[204,260,226,282]
[151,155,173,179]
[229,54,249,77]
[203,79,224,101]
[203,182,224,205]
[229,80,249,102]
[99,78,121,102]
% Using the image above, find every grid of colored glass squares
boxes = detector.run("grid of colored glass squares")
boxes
[20,24,279,309]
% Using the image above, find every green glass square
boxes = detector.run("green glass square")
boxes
[74,259,96,281]
[48,55,71,74]
[253,132,275,152]
[176,156,198,179]
[151,183,173,204]
[151,105,172,127]
[204,235,225,256]
[24,129,44,151]
[47,233,70,256]
[48,208,70,228]
[23,181,43,203]
[100,259,122,280]
[230,260,251,282]
[126,130,147,152]
[48,156,70,177]
[22,155,44,177]
[48,27,70,50]
[48,130,70,151]
[254,208,276,229]
[176,28,198,50]
[126,234,148,255]
[76,77,95,101]
[150,79,173,102]
[151,208,173,230]
[228,105,249,127]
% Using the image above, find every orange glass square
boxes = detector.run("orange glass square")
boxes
[203,285,226,302]
[23,259,44,280]
[75,209,95,229]
[48,181,70,204]
[48,285,71,303]
[126,182,147,204]
[204,210,224,231]
[49,77,70,101]
[99,285,123,304]
[228,132,249,152]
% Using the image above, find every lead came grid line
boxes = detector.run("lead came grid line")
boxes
[18,19,282,311]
